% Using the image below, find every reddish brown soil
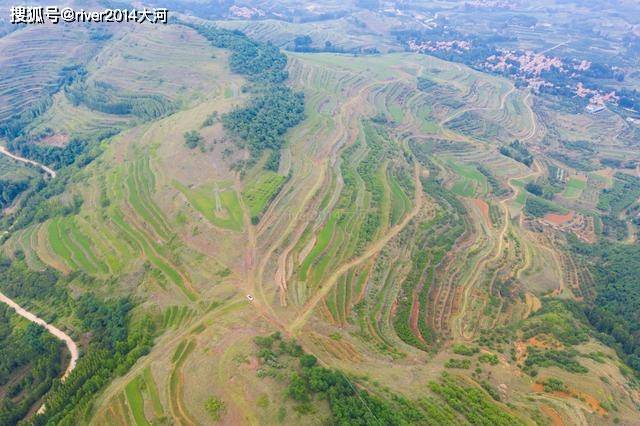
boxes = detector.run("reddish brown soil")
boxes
[472,198,490,226]
[516,336,560,363]
[409,293,427,345]
[390,300,398,317]
[575,390,607,416]
[544,211,574,225]
[532,381,607,416]
[540,404,564,426]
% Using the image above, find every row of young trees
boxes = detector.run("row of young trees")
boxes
[0,64,86,140]
[65,79,175,120]
[0,306,63,426]
[35,296,154,425]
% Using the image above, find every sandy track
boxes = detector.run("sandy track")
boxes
[0,145,57,178]
[0,291,78,379]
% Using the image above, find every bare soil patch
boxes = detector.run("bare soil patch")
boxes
[540,404,564,426]
[39,133,69,147]
[472,198,490,226]
[544,211,574,226]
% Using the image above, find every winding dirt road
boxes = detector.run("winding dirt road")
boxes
[288,161,424,334]
[0,291,78,379]
[0,145,57,178]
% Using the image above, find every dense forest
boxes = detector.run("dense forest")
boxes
[499,140,533,167]
[570,239,640,373]
[0,257,155,425]
[35,296,154,425]
[186,23,288,84]
[187,22,305,170]
[0,179,30,209]
[222,87,305,169]
[0,306,63,426]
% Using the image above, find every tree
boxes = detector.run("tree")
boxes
[299,354,317,368]
[205,397,226,421]
[183,131,203,150]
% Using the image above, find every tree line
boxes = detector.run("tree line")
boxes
[186,22,305,171]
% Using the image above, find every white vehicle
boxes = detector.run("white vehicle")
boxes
[246,294,254,302]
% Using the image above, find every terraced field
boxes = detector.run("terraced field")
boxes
[0,24,98,125]
[2,16,639,426]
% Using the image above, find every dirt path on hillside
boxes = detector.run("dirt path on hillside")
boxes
[265,82,382,308]
[0,291,78,416]
[0,145,57,178]
[410,75,542,340]
[0,292,78,378]
[440,85,516,126]
[288,161,424,334]
[453,157,542,340]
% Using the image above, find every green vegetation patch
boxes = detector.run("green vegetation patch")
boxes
[0,157,39,209]
[447,111,505,142]
[524,196,566,218]
[428,373,525,425]
[445,358,471,369]
[476,164,510,197]
[188,23,304,171]
[597,172,640,216]
[542,377,568,393]
[125,376,149,426]
[453,344,480,356]
[174,181,243,231]
[478,353,499,365]
[499,140,533,167]
[570,238,640,372]
[204,397,226,421]
[0,258,155,425]
[523,348,588,376]
[521,299,589,346]
[66,79,175,120]
[242,171,286,222]
[183,130,204,150]
[562,177,587,198]
[253,332,466,425]
[447,160,486,198]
